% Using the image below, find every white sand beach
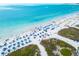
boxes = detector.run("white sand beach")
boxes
[0,12,79,56]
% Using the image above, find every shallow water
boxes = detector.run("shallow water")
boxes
[0,4,79,40]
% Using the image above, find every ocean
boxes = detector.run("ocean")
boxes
[0,4,79,40]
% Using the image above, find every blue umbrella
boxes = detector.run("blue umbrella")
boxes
[3,48,7,51]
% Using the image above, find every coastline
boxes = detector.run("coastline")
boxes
[0,11,79,56]
[0,11,79,45]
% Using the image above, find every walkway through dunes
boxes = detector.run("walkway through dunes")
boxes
[51,34,79,49]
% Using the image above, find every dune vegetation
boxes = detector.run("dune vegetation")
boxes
[58,27,79,41]
[40,38,76,56]
[8,44,40,56]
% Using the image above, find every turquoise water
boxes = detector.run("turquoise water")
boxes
[0,4,79,39]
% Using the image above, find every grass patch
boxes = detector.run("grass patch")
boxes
[58,27,79,41]
[60,48,72,56]
[40,39,57,56]
[8,44,40,56]
[56,40,76,50]
[40,38,76,56]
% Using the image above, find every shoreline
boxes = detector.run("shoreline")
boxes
[0,11,79,56]
[0,11,79,45]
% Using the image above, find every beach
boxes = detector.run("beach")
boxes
[0,11,79,56]
[1,4,79,41]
